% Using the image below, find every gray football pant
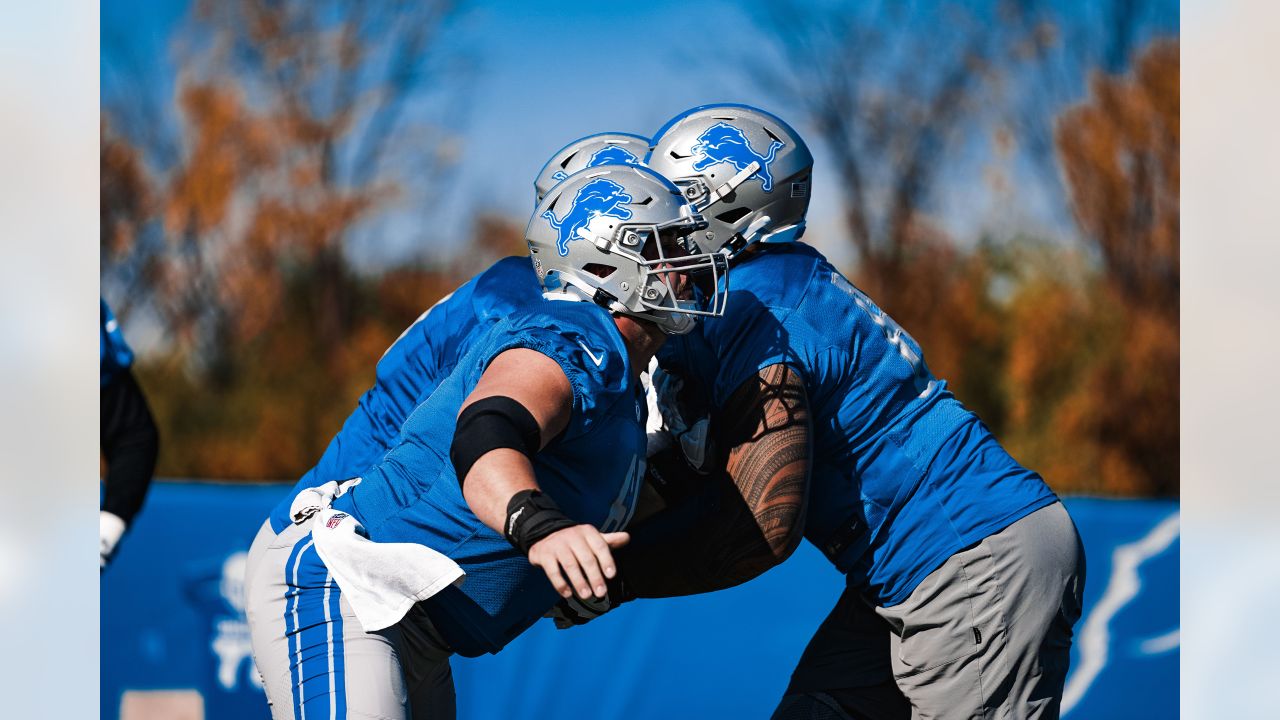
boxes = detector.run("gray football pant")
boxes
[244,520,457,720]
[776,502,1085,720]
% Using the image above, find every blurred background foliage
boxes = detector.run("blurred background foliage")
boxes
[101,0,1177,496]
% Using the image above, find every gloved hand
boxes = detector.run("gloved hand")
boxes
[547,593,612,629]
[546,573,630,629]
[100,510,127,570]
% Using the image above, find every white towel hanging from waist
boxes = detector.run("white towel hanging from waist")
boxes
[299,484,465,633]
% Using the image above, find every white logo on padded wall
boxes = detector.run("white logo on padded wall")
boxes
[214,552,262,691]
[577,340,604,367]
[213,618,262,691]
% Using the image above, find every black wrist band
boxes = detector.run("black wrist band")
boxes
[503,489,577,555]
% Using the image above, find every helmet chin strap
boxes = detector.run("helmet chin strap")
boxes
[702,160,760,207]
[614,306,694,335]
[651,310,696,335]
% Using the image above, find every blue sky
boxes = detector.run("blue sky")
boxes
[102,0,1179,271]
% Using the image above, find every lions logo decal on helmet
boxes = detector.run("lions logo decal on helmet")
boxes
[542,177,634,256]
[691,122,784,192]
[551,145,643,183]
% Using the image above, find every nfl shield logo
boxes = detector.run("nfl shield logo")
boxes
[325,513,348,529]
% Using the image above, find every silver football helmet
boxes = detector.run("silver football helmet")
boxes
[534,132,651,205]
[646,104,813,258]
[526,165,728,335]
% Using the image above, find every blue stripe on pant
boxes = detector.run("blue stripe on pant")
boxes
[284,538,347,719]
[329,566,347,718]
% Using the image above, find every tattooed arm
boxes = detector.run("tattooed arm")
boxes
[614,363,811,599]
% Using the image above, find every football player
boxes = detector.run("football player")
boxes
[609,104,1084,720]
[244,165,728,719]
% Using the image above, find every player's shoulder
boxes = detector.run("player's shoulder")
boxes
[702,243,827,350]
[503,296,617,337]
[728,242,827,312]
[476,300,630,395]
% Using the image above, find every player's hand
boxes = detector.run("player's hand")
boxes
[100,510,127,571]
[527,525,629,601]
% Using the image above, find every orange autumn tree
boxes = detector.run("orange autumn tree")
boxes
[101,0,462,478]
[1005,40,1178,495]
[748,0,1176,431]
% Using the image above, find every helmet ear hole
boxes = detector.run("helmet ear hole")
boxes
[582,263,617,279]
[715,207,751,225]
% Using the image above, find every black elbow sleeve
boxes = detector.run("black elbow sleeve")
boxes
[450,396,542,487]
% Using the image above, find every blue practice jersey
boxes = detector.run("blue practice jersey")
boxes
[331,300,645,656]
[100,299,135,386]
[658,243,1057,606]
[268,257,542,533]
